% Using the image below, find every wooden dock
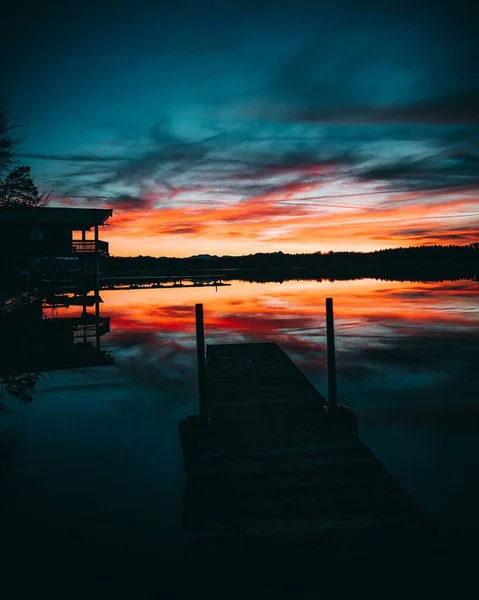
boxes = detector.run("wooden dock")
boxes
[0,290,39,315]
[100,274,231,290]
[180,342,447,595]
[41,274,231,294]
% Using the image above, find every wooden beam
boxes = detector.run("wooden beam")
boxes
[195,303,208,425]
[326,297,337,409]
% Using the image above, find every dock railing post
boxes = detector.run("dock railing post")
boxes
[326,298,338,409]
[195,303,208,425]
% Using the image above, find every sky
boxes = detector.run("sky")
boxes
[2,0,478,256]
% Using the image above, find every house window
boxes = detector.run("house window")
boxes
[30,226,44,240]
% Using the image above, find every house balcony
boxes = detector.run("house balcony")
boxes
[72,240,109,255]
[73,317,111,340]
[42,314,111,340]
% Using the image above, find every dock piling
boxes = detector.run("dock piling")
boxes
[326,297,337,409]
[195,303,208,425]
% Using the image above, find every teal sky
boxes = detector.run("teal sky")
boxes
[2,0,478,255]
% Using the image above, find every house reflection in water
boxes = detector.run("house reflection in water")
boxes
[1,293,114,379]
[0,206,115,387]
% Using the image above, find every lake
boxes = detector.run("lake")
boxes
[1,277,478,595]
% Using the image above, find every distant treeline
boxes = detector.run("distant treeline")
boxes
[100,244,478,281]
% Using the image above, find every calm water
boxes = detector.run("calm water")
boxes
[1,278,478,594]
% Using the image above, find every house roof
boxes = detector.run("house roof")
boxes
[0,206,113,228]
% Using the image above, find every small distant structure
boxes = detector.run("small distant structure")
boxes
[0,206,113,295]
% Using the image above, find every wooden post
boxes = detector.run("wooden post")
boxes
[82,296,88,343]
[326,297,337,409]
[94,225,100,290]
[195,303,208,425]
[95,293,101,347]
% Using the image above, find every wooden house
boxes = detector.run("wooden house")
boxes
[0,206,112,258]
[0,206,113,293]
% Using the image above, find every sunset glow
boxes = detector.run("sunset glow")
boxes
[101,180,479,256]
[5,1,477,257]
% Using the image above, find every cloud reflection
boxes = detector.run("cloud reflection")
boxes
[92,279,478,414]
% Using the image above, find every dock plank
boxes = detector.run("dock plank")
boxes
[180,342,446,594]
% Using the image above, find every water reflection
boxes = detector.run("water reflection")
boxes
[1,294,113,388]
[100,277,478,390]
[100,277,479,547]
[1,277,478,593]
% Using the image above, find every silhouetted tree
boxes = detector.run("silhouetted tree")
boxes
[0,371,34,445]
[0,165,48,206]
[100,244,478,282]
[0,372,39,402]
[0,92,49,207]
[0,95,16,176]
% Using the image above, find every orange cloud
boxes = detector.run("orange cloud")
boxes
[103,179,477,256]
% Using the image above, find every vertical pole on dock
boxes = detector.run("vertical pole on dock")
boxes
[326,298,338,409]
[195,303,208,425]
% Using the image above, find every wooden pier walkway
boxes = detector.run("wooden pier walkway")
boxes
[40,274,230,294]
[180,342,447,595]
[100,274,230,290]
[0,290,39,315]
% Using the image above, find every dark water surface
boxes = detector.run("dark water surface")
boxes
[1,278,478,595]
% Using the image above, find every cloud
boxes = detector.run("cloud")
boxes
[99,278,478,406]
[379,281,479,299]
[159,224,203,235]
[104,330,159,348]
[44,125,223,204]
[114,343,196,394]
[109,193,153,210]
[385,226,479,245]
[36,39,477,254]
[355,334,477,372]
[98,175,478,254]
[95,130,219,188]
[348,332,478,433]
[16,152,122,162]
[282,91,479,125]
[356,163,479,196]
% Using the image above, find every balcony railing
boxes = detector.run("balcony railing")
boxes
[73,317,111,340]
[72,240,109,255]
